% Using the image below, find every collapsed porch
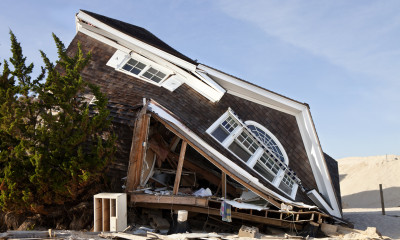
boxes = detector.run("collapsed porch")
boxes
[123,99,333,231]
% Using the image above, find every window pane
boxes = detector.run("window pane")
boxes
[247,124,285,162]
[254,162,275,182]
[150,75,162,83]
[142,72,152,79]
[128,59,138,66]
[229,141,251,162]
[131,67,142,75]
[279,181,292,195]
[236,132,258,154]
[148,67,157,74]
[279,173,295,196]
[211,126,229,142]
[142,67,167,83]
[136,62,146,70]
[156,72,166,79]
[259,153,280,175]
[221,116,238,133]
[122,64,133,72]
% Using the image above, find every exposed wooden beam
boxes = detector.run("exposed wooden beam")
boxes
[169,135,180,152]
[134,202,303,230]
[151,113,281,208]
[222,172,227,199]
[126,105,151,192]
[167,152,237,194]
[173,141,187,195]
[130,194,208,207]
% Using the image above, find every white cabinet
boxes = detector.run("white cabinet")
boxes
[94,193,127,232]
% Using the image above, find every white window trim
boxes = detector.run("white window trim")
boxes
[206,110,298,199]
[107,49,174,87]
[117,52,173,86]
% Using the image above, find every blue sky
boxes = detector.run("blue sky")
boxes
[1,1,399,159]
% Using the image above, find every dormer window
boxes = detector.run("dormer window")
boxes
[121,57,168,84]
[107,50,175,87]
[207,109,299,199]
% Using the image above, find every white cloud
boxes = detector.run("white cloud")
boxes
[217,0,400,83]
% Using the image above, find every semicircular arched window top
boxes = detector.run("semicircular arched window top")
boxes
[245,121,288,165]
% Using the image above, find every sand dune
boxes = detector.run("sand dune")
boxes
[338,154,400,209]
[338,155,400,239]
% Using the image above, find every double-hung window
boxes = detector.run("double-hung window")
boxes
[279,173,296,196]
[253,153,280,182]
[228,131,259,162]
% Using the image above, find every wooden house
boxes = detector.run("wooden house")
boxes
[69,10,343,230]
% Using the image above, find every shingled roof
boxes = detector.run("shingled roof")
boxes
[80,10,197,65]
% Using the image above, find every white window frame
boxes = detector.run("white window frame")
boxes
[206,110,298,199]
[108,50,173,87]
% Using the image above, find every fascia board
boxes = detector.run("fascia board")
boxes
[198,64,306,114]
[296,110,342,218]
[76,11,197,72]
[77,23,223,102]
[77,22,131,53]
[307,189,341,218]
[194,70,226,95]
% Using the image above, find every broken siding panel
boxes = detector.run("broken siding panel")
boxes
[67,32,317,204]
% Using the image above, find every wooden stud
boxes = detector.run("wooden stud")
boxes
[173,141,187,195]
[222,172,227,199]
[168,153,237,194]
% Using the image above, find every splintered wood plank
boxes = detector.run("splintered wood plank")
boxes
[126,104,151,192]
[173,141,187,195]
[130,194,208,207]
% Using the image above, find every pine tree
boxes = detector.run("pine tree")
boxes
[0,31,115,213]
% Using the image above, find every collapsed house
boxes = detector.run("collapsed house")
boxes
[70,10,343,231]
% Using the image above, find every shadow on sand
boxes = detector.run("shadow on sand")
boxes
[342,187,400,208]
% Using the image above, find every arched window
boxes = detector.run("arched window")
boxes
[245,121,288,165]
[207,111,298,199]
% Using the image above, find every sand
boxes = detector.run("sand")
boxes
[338,155,400,239]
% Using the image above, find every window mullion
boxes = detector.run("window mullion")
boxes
[222,126,242,147]
[273,169,285,187]
[247,148,263,168]
[139,65,151,77]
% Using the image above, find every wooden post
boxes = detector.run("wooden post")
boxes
[379,184,385,215]
[126,105,150,192]
[222,172,227,199]
[173,141,187,195]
